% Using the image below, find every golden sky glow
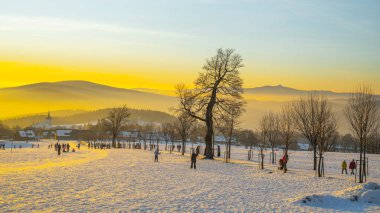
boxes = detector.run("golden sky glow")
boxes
[0,1,379,93]
[1,59,379,94]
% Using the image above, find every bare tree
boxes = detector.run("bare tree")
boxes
[216,98,245,162]
[104,105,130,148]
[161,123,172,151]
[176,48,244,159]
[261,112,279,164]
[257,116,270,170]
[315,101,337,177]
[278,105,295,173]
[292,94,325,170]
[175,113,195,155]
[166,122,177,153]
[345,85,380,183]
[155,126,162,147]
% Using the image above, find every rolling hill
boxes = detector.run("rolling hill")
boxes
[1,81,378,133]
[0,81,177,119]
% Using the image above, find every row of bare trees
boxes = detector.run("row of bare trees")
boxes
[256,86,379,179]
[291,95,337,177]
[257,105,297,172]
[100,49,378,183]
[174,48,379,182]
[96,105,206,153]
[345,86,379,182]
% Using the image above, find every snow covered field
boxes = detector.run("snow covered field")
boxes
[0,140,379,212]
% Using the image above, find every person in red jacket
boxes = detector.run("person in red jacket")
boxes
[281,154,289,172]
[349,159,356,175]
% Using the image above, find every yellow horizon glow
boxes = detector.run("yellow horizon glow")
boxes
[1,60,379,94]
[0,61,196,90]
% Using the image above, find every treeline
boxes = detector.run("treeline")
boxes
[1,108,176,128]
[237,130,380,154]
[0,122,16,138]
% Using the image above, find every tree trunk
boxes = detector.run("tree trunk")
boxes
[182,139,186,155]
[283,149,288,173]
[318,154,322,177]
[204,107,214,159]
[228,141,231,160]
[272,147,275,164]
[313,144,317,171]
[112,135,116,148]
[363,145,367,182]
[359,143,363,183]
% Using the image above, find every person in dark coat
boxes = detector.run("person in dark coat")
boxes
[349,159,356,175]
[154,148,160,162]
[57,144,61,155]
[191,152,198,169]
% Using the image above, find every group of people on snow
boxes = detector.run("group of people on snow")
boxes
[31,144,40,148]
[48,139,363,175]
[52,143,73,155]
[342,159,356,175]
[278,154,289,171]
[152,146,199,169]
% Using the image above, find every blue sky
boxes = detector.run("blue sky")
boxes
[0,0,379,91]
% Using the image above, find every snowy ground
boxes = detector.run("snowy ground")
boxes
[0,140,379,212]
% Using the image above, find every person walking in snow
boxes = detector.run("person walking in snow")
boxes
[191,151,198,169]
[280,154,289,172]
[196,146,200,156]
[57,144,61,155]
[154,148,160,162]
[342,160,348,174]
[349,159,356,175]
[278,159,284,170]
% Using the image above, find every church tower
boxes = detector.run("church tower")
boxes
[46,111,52,128]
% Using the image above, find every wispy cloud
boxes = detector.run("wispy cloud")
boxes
[0,15,190,38]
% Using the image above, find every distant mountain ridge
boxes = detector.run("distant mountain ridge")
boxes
[2,80,140,94]
[1,81,365,97]
[134,84,366,98]
[244,84,351,97]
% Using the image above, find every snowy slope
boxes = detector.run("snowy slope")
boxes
[0,141,379,212]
